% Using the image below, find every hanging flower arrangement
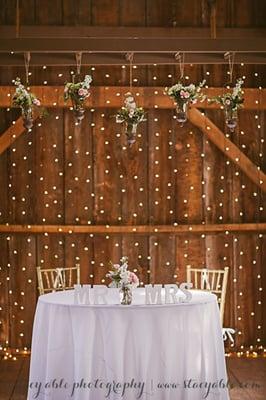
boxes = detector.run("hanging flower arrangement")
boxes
[64,74,92,124]
[166,80,206,125]
[115,92,146,145]
[12,78,41,130]
[210,78,244,132]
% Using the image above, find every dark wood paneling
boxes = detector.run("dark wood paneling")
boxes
[0,0,265,354]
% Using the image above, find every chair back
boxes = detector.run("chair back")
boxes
[37,265,80,295]
[186,266,229,324]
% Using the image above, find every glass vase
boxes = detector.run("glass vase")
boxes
[73,107,85,124]
[120,286,132,305]
[176,102,188,125]
[22,108,33,130]
[126,123,138,145]
[225,107,238,132]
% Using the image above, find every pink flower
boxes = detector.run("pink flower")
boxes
[113,264,120,270]
[180,90,190,99]
[33,98,41,106]
[128,272,139,285]
[78,88,88,97]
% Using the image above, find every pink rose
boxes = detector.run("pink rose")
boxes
[180,90,190,99]
[78,88,88,97]
[129,272,139,285]
[33,98,41,106]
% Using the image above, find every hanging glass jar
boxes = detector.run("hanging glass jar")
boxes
[224,106,238,132]
[22,107,34,130]
[120,286,133,305]
[125,122,138,145]
[176,102,188,125]
[73,107,85,124]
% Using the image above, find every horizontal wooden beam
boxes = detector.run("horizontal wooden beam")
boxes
[1,52,266,66]
[1,27,265,65]
[1,26,265,39]
[0,38,266,54]
[0,223,265,234]
[0,116,37,155]
[0,87,265,110]
[188,108,266,193]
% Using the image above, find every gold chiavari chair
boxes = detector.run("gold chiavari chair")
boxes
[186,266,229,325]
[37,264,80,295]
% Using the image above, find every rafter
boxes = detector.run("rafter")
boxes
[188,108,266,193]
[1,26,265,38]
[0,223,265,234]
[0,116,37,155]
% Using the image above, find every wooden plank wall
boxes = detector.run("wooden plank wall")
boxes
[0,0,265,353]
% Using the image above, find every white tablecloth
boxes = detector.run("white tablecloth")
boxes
[28,288,229,400]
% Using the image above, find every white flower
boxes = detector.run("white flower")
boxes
[188,84,195,91]
[116,116,124,123]
[125,96,134,103]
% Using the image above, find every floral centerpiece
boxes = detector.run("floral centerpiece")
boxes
[166,80,206,125]
[12,78,41,130]
[116,92,146,145]
[210,78,244,132]
[64,74,92,124]
[106,256,139,305]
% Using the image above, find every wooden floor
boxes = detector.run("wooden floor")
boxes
[0,357,265,399]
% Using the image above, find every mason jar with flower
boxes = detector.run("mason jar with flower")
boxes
[210,79,244,132]
[116,92,146,145]
[12,78,41,130]
[64,74,92,124]
[166,80,206,125]
[106,256,139,305]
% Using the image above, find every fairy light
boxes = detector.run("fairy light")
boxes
[0,66,265,360]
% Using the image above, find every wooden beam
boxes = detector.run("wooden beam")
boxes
[188,108,266,192]
[0,223,265,234]
[1,26,265,39]
[0,116,37,155]
[0,38,265,54]
[0,87,266,109]
[1,52,266,66]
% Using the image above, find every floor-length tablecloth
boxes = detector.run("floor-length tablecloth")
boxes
[28,288,229,400]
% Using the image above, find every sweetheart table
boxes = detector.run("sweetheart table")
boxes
[27,288,229,400]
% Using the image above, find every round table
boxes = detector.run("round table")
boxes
[27,288,229,400]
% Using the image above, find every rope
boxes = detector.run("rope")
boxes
[175,52,185,80]
[24,52,31,85]
[126,52,134,93]
[224,52,235,84]
[75,52,82,76]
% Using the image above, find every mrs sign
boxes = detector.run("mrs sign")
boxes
[74,283,193,305]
